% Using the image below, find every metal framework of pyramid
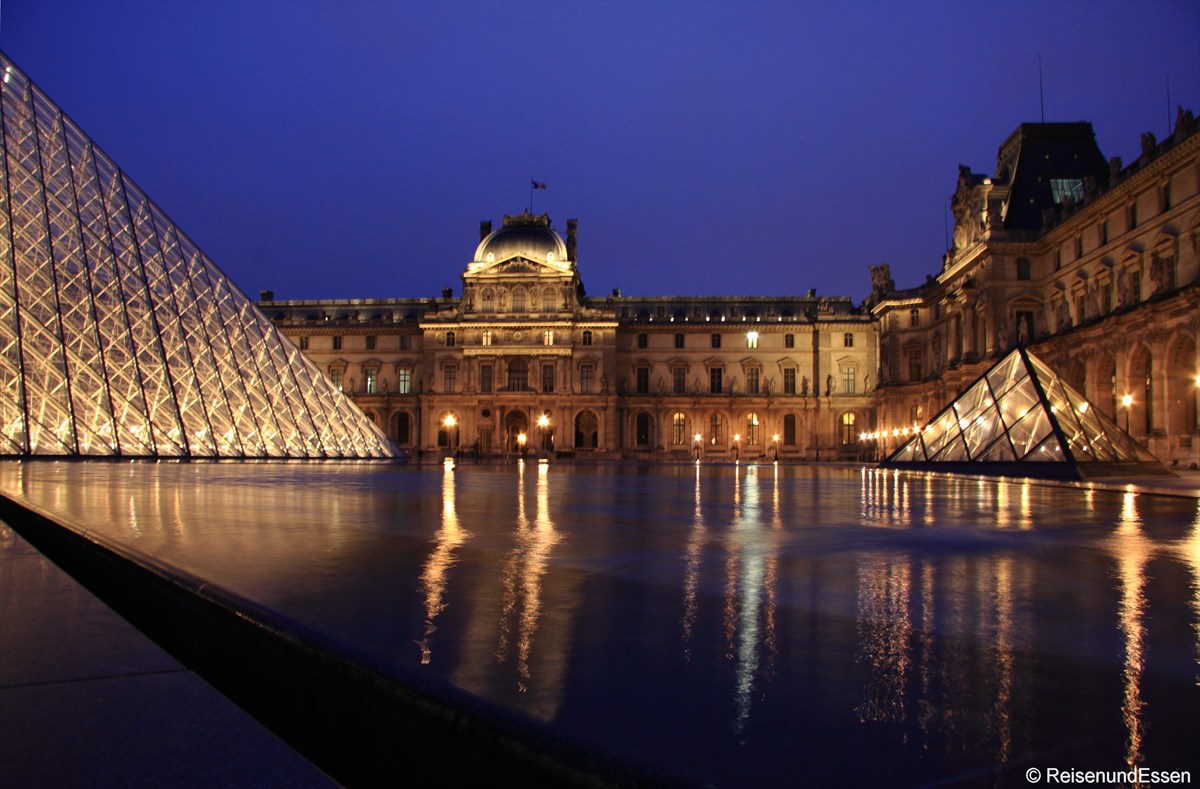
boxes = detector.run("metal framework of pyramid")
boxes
[881,346,1167,479]
[0,54,396,458]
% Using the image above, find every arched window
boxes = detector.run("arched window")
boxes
[708,413,723,445]
[672,413,687,445]
[746,413,760,445]
[783,414,797,446]
[840,412,856,445]
[507,359,528,391]
[635,413,652,447]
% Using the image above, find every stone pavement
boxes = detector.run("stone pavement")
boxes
[0,520,335,788]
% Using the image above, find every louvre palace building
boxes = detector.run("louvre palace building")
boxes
[259,110,1199,467]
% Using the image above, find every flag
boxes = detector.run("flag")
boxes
[532,180,547,189]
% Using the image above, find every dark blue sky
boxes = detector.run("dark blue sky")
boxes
[2,1,1197,303]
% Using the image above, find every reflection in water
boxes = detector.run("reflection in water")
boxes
[681,464,705,657]
[2,461,1197,785]
[1107,491,1152,768]
[417,461,469,664]
[453,461,576,721]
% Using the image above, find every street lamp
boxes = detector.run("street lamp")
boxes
[1121,394,1132,433]
[693,432,703,462]
[517,431,527,456]
[771,433,779,462]
[537,413,550,452]
[733,433,740,462]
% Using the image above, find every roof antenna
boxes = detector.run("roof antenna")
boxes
[1166,77,1172,136]
[1038,54,1045,123]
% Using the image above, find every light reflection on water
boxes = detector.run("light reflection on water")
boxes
[1,460,1198,787]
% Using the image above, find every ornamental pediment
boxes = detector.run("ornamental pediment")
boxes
[465,255,574,278]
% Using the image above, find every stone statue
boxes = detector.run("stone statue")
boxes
[1017,315,1029,345]
[996,319,1009,352]
[1117,272,1132,307]
[1086,284,1100,319]
[1056,298,1072,331]
[869,263,895,300]
[1140,132,1157,157]
[825,374,832,396]
[801,375,809,397]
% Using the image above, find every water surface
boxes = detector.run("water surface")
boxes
[3,461,1197,787]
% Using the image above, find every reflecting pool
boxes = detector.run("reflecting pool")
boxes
[2,461,1197,787]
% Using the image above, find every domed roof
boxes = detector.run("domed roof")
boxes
[473,212,569,268]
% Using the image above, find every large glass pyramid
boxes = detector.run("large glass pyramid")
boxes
[882,347,1167,479]
[0,54,396,458]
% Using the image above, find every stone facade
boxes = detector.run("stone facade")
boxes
[258,212,876,460]
[871,112,1200,467]
[260,112,1199,468]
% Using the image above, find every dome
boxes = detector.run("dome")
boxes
[473,212,569,268]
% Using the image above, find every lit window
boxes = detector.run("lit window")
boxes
[746,331,758,349]
[840,413,856,444]
[482,330,493,346]
[672,413,686,445]
[328,367,343,391]
[1050,178,1084,205]
[746,413,760,445]
[843,367,856,394]
[543,330,554,346]
[365,368,378,394]
[397,368,411,394]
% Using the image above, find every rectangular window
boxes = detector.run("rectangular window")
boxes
[636,366,650,394]
[784,334,794,348]
[397,368,411,394]
[1050,178,1084,204]
[709,368,723,394]
[746,368,759,395]
[637,333,648,349]
[842,368,855,394]
[443,366,457,392]
[675,333,684,349]
[580,364,594,394]
[746,332,758,349]
[910,309,920,327]
[543,330,554,346]
[365,368,378,394]
[480,364,493,393]
[482,331,493,346]
[908,349,922,381]
[711,334,721,349]
[446,332,455,347]
[298,336,308,350]
[582,330,593,346]
[843,333,853,348]
[400,335,411,350]
[542,363,555,393]
[783,368,796,395]
[673,367,686,394]
[365,335,376,350]
[329,367,343,391]
[332,336,342,351]
[1016,258,1031,280]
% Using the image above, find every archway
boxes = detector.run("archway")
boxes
[574,410,599,449]
[1126,345,1153,437]
[1166,333,1198,438]
[504,410,529,452]
[1093,352,1117,418]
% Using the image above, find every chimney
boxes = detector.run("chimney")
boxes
[479,220,492,241]
[442,287,453,299]
[259,289,274,302]
[566,218,578,261]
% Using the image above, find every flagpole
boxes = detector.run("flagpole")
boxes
[530,178,534,213]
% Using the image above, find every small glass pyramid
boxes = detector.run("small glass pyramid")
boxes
[0,54,396,458]
[882,347,1166,479]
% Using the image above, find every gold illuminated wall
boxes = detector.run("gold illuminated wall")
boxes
[0,54,396,457]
